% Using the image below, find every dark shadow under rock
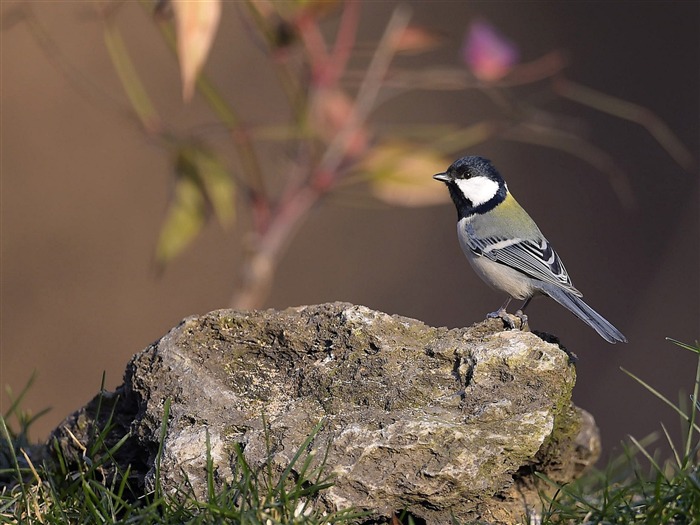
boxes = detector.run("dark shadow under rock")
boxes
[49,302,600,524]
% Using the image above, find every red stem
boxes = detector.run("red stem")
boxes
[324,0,361,86]
[231,184,323,309]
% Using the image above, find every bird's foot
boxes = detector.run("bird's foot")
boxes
[514,309,529,331]
[487,308,515,329]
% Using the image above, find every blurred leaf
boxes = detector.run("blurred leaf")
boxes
[262,0,340,19]
[172,0,221,101]
[393,25,443,54]
[462,19,519,82]
[363,142,451,207]
[185,145,236,226]
[156,144,235,265]
[103,23,160,132]
[156,170,206,265]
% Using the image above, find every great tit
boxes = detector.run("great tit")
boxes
[433,155,626,344]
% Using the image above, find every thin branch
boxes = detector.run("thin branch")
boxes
[426,121,501,155]
[18,5,142,129]
[231,6,413,309]
[324,0,361,87]
[296,9,331,80]
[316,5,412,184]
[231,186,319,309]
[344,51,567,91]
[501,121,637,211]
[554,78,696,171]
[242,1,308,129]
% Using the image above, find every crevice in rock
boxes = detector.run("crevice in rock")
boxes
[45,303,599,525]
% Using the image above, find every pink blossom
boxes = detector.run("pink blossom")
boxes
[462,19,519,81]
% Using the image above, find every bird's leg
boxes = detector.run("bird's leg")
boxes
[487,298,514,329]
[514,297,532,330]
[487,297,512,318]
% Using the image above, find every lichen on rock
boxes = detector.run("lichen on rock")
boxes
[49,302,599,524]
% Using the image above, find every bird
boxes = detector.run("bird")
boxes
[433,155,626,344]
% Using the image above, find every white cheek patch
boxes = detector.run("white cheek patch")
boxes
[454,176,500,206]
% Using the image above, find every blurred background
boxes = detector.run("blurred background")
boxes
[2,1,698,461]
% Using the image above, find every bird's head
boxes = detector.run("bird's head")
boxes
[433,156,507,217]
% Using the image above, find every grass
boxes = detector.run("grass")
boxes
[536,338,700,524]
[2,339,700,524]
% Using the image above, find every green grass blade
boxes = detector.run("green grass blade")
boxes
[621,367,700,434]
[153,397,171,501]
[684,343,700,459]
[274,418,326,494]
[666,337,700,354]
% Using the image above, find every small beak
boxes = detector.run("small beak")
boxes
[433,172,452,183]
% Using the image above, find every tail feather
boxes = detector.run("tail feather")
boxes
[538,284,627,344]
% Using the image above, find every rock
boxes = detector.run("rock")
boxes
[49,302,600,524]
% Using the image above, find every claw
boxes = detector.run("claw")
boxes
[485,298,532,331]
[486,298,516,329]
[487,307,516,329]
[514,309,529,330]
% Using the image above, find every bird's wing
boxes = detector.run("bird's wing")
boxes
[466,226,582,296]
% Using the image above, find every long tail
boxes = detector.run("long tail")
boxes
[538,283,627,344]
